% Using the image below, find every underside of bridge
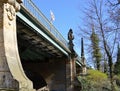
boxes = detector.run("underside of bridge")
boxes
[17,18,67,91]
[0,1,81,91]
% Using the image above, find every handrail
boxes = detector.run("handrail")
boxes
[22,0,68,47]
[21,0,82,63]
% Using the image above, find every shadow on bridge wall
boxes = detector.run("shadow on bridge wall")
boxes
[24,69,47,90]
[21,59,66,91]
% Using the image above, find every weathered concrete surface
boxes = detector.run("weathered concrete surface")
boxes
[66,57,77,91]
[0,1,35,91]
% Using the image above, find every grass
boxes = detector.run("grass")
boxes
[77,69,111,91]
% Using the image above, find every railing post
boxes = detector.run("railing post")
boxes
[0,0,35,91]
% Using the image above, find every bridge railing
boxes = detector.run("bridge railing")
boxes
[76,55,82,65]
[22,0,68,47]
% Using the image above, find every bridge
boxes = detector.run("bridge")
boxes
[0,0,85,91]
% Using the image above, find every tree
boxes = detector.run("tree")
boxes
[114,44,120,75]
[107,0,120,43]
[90,27,102,70]
[78,0,119,90]
[107,0,120,6]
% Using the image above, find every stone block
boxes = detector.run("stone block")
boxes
[0,72,18,89]
[0,56,9,71]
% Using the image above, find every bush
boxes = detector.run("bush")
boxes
[86,69,107,82]
[114,74,120,87]
[77,69,111,91]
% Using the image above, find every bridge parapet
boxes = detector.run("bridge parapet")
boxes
[22,0,68,48]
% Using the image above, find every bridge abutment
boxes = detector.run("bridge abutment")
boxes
[66,56,76,91]
[0,1,35,91]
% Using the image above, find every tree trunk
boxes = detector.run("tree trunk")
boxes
[108,55,115,91]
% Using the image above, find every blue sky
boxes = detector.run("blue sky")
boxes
[32,0,87,56]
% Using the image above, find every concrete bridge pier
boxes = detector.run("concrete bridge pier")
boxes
[66,55,76,91]
[66,29,77,91]
[0,0,35,91]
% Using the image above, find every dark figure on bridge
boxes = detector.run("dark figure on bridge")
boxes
[68,29,74,45]
[68,29,75,56]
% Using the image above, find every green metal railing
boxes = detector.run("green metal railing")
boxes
[22,0,68,47]
[21,0,82,64]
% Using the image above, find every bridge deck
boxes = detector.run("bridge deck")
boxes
[17,0,82,65]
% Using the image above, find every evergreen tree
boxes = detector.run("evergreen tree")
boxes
[114,44,120,75]
[91,28,102,70]
[104,59,108,73]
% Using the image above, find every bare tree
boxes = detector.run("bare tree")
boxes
[78,0,120,90]
[108,0,120,42]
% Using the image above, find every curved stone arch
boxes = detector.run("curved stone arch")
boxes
[24,70,47,90]
[0,1,35,91]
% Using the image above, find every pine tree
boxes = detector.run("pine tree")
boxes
[104,59,108,73]
[91,28,102,70]
[114,44,120,75]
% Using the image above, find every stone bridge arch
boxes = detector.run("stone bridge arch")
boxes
[0,0,79,91]
[0,0,35,91]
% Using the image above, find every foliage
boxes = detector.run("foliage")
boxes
[78,0,120,90]
[86,69,107,81]
[91,29,102,70]
[114,45,120,75]
[77,69,111,91]
[113,75,120,90]
[77,69,120,91]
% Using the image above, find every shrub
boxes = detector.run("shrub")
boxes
[86,69,107,82]
[114,74,120,87]
[77,69,111,91]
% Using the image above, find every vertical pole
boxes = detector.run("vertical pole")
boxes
[81,38,86,75]
[81,38,84,57]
